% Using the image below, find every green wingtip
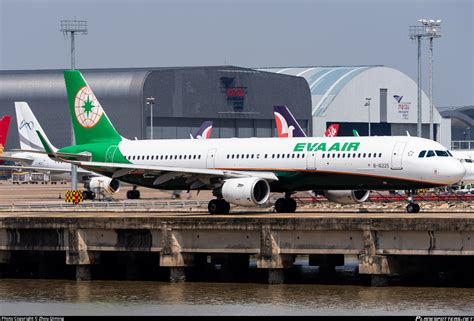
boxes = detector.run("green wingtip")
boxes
[36,130,54,155]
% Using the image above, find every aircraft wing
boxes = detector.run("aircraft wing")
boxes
[0,164,71,174]
[69,160,279,185]
[0,154,34,165]
[0,164,92,175]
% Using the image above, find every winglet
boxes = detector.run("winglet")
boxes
[36,130,55,158]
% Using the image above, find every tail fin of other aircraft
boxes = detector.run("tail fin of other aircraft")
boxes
[63,70,123,145]
[0,116,11,155]
[353,129,360,137]
[323,124,339,137]
[190,121,213,139]
[273,105,306,138]
[15,102,58,152]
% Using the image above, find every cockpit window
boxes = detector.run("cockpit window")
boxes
[418,150,426,158]
[447,150,453,157]
[465,159,473,163]
[435,150,449,157]
[426,150,435,157]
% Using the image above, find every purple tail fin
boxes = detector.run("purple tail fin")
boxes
[273,106,307,138]
[191,121,213,139]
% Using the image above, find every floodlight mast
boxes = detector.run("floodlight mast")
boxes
[409,19,442,140]
[60,20,88,190]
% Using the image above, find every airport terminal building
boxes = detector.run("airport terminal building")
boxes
[0,66,311,150]
[260,66,451,148]
[0,65,452,150]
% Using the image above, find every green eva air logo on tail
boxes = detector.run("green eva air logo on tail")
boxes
[64,70,122,145]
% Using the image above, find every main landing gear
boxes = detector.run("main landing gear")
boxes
[126,185,140,199]
[274,192,297,213]
[406,189,420,213]
[208,198,230,214]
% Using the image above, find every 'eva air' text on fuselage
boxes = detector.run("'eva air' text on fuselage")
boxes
[293,142,360,152]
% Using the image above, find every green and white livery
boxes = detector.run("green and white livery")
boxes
[40,70,465,214]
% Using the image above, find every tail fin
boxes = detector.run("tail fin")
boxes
[191,121,213,139]
[323,124,339,137]
[15,102,57,152]
[0,116,11,155]
[273,105,307,138]
[352,129,360,137]
[63,70,122,145]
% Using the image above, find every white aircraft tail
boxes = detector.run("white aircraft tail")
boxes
[15,102,58,152]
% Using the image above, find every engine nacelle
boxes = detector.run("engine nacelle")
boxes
[221,177,270,206]
[323,190,370,204]
[84,176,121,195]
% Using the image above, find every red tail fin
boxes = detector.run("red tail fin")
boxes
[323,124,339,137]
[0,116,11,148]
[0,116,11,160]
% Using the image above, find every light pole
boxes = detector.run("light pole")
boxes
[146,97,156,139]
[60,20,88,190]
[425,19,442,140]
[409,19,442,139]
[365,97,372,136]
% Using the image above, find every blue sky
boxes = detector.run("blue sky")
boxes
[1,0,472,106]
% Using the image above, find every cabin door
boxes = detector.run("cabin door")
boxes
[306,151,317,170]
[206,148,217,168]
[390,142,406,170]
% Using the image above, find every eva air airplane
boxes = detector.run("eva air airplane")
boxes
[38,70,465,214]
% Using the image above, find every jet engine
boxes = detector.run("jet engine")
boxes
[221,177,270,206]
[323,190,370,204]
[84,176,121,195]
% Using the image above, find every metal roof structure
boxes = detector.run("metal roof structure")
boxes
[258,66,379,116]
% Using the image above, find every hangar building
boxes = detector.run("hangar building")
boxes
[438,105,474,150]
[0,66,311,150]
[260,66,451,148]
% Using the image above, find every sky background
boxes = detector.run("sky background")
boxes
[0,0,472,107]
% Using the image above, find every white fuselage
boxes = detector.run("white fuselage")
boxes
[451,150,474,184]
[113,135,465,189]
[10,151,91,182]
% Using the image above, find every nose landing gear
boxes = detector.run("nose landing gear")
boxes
[406,190,420,213]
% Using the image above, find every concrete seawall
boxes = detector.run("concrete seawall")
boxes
[0,212,473,285]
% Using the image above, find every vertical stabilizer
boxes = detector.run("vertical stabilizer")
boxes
[15,102,57,151]
[63,70,122,145]
[191,121,213,139]
[273,105,307,138]
[0,115,11,155]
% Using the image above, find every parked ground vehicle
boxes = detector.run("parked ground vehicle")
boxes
[457,183,474,194]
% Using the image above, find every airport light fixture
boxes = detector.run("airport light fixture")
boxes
[60,19,88,190]
[365,97,372,136]
[146,97,156,139]
[409,19,442,139]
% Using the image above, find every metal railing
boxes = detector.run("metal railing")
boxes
[0,199,208,212]
[451,140,474,150]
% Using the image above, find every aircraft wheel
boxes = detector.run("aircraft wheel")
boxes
[406,203,420,213]
[286,198,297,213]
[413,203,420,213]
[221,199,230,214]
[127,190,140,199]
[208,199,220,214]
[274,198,287,213]
[208,199,230,214]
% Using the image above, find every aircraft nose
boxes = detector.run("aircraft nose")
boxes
[444,159,466,184]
